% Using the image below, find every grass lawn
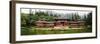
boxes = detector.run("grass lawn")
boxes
[21,27,92,35]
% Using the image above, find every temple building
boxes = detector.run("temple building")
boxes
[35,18,85,28]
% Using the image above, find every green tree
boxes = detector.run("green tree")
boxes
[86,12,92,25]
[71,13,80,21]
[21,13,30,27]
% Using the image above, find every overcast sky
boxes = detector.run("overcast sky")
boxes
[21,8,91,15]
[21,8,92,19]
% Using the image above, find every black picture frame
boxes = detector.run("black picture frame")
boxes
[10,1,97,43]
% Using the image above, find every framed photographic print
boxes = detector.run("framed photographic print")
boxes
[10,1,97,43]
